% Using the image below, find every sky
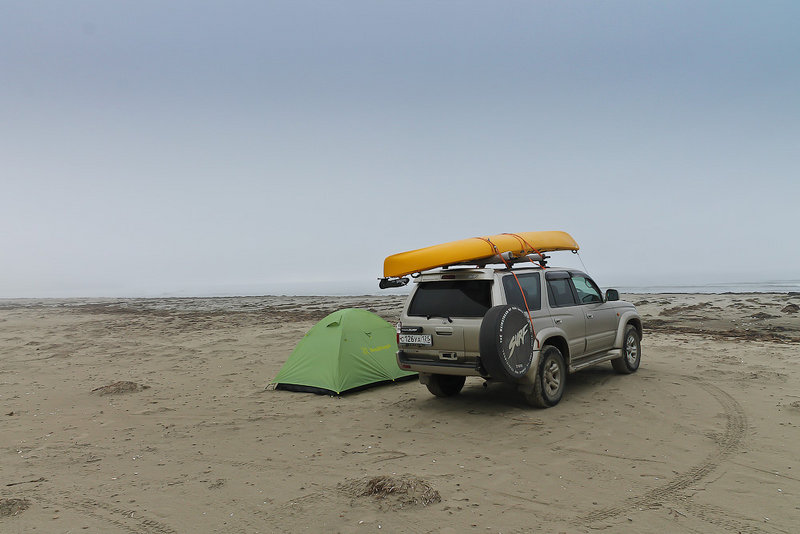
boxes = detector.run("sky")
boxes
[1,1,798,297]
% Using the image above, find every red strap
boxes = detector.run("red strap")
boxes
[475,236,539,349]
[501,233,547,269]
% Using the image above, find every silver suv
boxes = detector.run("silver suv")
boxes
[396,266,642,407]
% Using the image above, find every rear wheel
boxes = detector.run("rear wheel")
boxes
[612,325,641,374]
[426,374,466,397]
[524,345,566,408]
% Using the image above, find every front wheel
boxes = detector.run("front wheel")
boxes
[426,374,466,397]
[612,325,641,374]
[524,345,566,408]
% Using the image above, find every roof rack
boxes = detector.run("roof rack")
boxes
[470,252,549,269]
[378,253,552,289]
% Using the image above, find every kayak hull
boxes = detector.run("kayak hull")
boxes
[383,231,579,278]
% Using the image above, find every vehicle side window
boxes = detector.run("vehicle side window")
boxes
[547,278,577,307]
[503,273,541,311]
[571,275,603,304]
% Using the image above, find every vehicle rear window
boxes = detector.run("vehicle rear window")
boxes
[408,280,492,318]
[503,273,541,311]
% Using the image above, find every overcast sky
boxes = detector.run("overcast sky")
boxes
[2,1,798,297]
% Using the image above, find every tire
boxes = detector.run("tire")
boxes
[524,345,566,408]
[479,305,534,382]
[612,324,641,374]
[426,374,466,397]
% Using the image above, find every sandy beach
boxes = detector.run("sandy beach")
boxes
[1,292,799,533]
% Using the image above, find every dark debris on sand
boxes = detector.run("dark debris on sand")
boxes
[339,474,441,509]
[0,498,30,517]
[91,381,150,396]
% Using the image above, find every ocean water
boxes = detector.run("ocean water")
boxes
[181,279,800,297]
[614,280,800,294]
[303,279,800,296]
[2,279,799,300]
[271,279,800,296]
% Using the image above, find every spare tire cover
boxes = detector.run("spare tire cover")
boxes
[479,305,534,381]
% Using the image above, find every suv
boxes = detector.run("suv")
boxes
[396,266,642,407]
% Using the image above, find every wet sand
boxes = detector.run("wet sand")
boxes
[1,293,799,533]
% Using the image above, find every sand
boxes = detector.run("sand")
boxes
[1,293,799,533]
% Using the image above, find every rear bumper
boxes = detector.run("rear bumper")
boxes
[397,350,484,377]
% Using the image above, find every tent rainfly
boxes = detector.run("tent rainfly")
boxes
[271,308,417,395]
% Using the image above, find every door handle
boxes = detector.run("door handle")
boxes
[586,314,594,319]
[554,319,563,324]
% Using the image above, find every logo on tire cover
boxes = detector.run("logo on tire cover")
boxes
[508,323,529,358]
[499,307,532,372]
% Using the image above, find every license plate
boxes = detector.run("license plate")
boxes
[399,334,432,346]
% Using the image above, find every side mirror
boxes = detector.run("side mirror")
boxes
[605,289,619,302]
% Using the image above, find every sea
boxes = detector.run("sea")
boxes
[613,280,800,294]
[143,279,800,297]
[2,279,799,300]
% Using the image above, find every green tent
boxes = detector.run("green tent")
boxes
[272,308,417,395]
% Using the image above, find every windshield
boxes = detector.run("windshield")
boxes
[408,280,492,318]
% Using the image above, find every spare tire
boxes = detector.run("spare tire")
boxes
[479,305,534,381]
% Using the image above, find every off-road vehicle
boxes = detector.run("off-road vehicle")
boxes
[395,266,642,407]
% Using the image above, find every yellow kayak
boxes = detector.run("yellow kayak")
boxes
[383,231,579,278]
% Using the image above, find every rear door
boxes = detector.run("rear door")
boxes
[501,272,552,340]
[545,271,585,358]
[403,279,492,362]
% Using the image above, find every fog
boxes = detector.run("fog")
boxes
[2,2,798,297]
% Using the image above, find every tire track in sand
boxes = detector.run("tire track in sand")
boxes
[37,494,177,534]
[675,498,791,534]
[576,377,747,527]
